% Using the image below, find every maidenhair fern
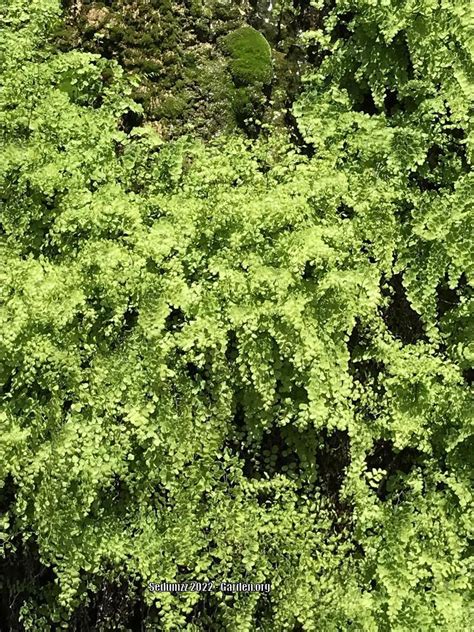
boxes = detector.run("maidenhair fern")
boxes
[0,1,472,630]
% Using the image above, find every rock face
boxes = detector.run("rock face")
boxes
[58,0,320,139]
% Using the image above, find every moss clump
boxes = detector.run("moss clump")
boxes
[154,94,188,119]
[223,26,272,86]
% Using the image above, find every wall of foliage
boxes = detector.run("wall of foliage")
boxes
[0,0,472,630]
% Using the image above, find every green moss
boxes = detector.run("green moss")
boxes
[231,86,254,118]
[223,26,272,86]
[139,59,162,75]
[64,2,277,137]
[156,94,188,119]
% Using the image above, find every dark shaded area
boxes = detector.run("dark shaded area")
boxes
[315,428,351,507]
[352,87,377,115]
[121,306,139,335]
[347,320,385,386]
[389,33,415,82]
[226,395,351,512]
[225,330,239,364]
[62,398,74,415]
[349,356,385,389]
[408,138,465,192]
[383,89,401,117]
[330,12,354,42]
[463,368,473,385]
[437,285,461,318]
[164,306,186,333]
[302,261,316,280]
[0,371,55,410]
[0,538,56,632]
[119,109,144,134]
[258,424,298,479]
[360,240,377,264]
[436,273,466,318]
[184,590,219,628]
[83,302,139,353]
[270,359,310,426]
[347,321,386,430]
[384,88,422,117]
[341,31,414,117]
[1,535,153,631]
[145,258,166,275]
[409,170,442,193]
[381,273,426,344]
[68,578,149,632]
[225,398,298,485]
[365,439,422,501]
[284,108,315,158]
[0,474,16,516]
[336,203,355,220]
[250,591,274,627]
[91,473,134,514]
[0,372,13,397]
[114,139,124,157]
[80,297,118,351]
[185,361,201,380]
[393,199,414,223]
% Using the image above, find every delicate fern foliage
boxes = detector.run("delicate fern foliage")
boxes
[0,1,472,630]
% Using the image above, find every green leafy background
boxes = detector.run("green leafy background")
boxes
[0,0,472,630]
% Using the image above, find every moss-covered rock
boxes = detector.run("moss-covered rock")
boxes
[59,1,309,138]
[223,26,272,86]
